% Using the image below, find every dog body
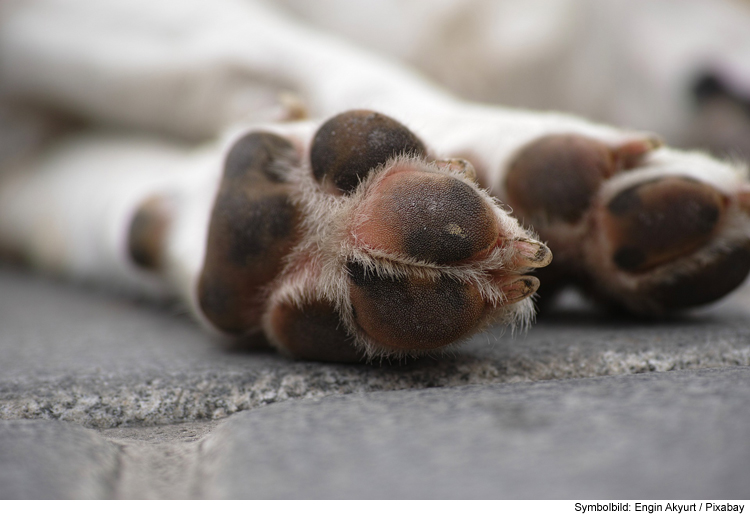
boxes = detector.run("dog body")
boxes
[275,0,750,151]
[2,0,750,361]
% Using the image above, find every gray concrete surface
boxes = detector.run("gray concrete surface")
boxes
[202,367,750,499]
[2,268,750,428]
[0,419,119,499]
[2,368,748,499]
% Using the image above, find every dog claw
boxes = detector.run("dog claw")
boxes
[499,276,540,304]
[511,238,553,269]
[435,158,477,182]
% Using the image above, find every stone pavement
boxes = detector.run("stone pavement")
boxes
[1,267,750,498]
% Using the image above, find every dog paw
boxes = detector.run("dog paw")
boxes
[197,110,551,361]
[503,132,750,315]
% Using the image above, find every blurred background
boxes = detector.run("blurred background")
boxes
[274,0,750,157]
[2,0,750,165]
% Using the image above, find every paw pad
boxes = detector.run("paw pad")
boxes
[347,261,485,350]
[604,177,725,272]
[268,299,362,362]
[128,196,171,270]
[198,131,301,334]
[354,171,499,264]
[505,134,615,224]
[645,244,750,310]
[310,110,426,194]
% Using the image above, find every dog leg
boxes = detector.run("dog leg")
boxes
[0,133,202,298]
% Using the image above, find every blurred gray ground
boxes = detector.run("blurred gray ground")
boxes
[1,267,750,498]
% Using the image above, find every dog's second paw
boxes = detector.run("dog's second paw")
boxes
[503,132,750,315]
[197,110,551,361]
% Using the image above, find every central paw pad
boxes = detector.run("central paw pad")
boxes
[353,171,499,264]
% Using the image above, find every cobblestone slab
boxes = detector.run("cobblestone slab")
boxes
[3,368,748,498]
[203,367,750,499]
[2,269,750,427]
[0,419,119,499]
[99,421,219,499]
